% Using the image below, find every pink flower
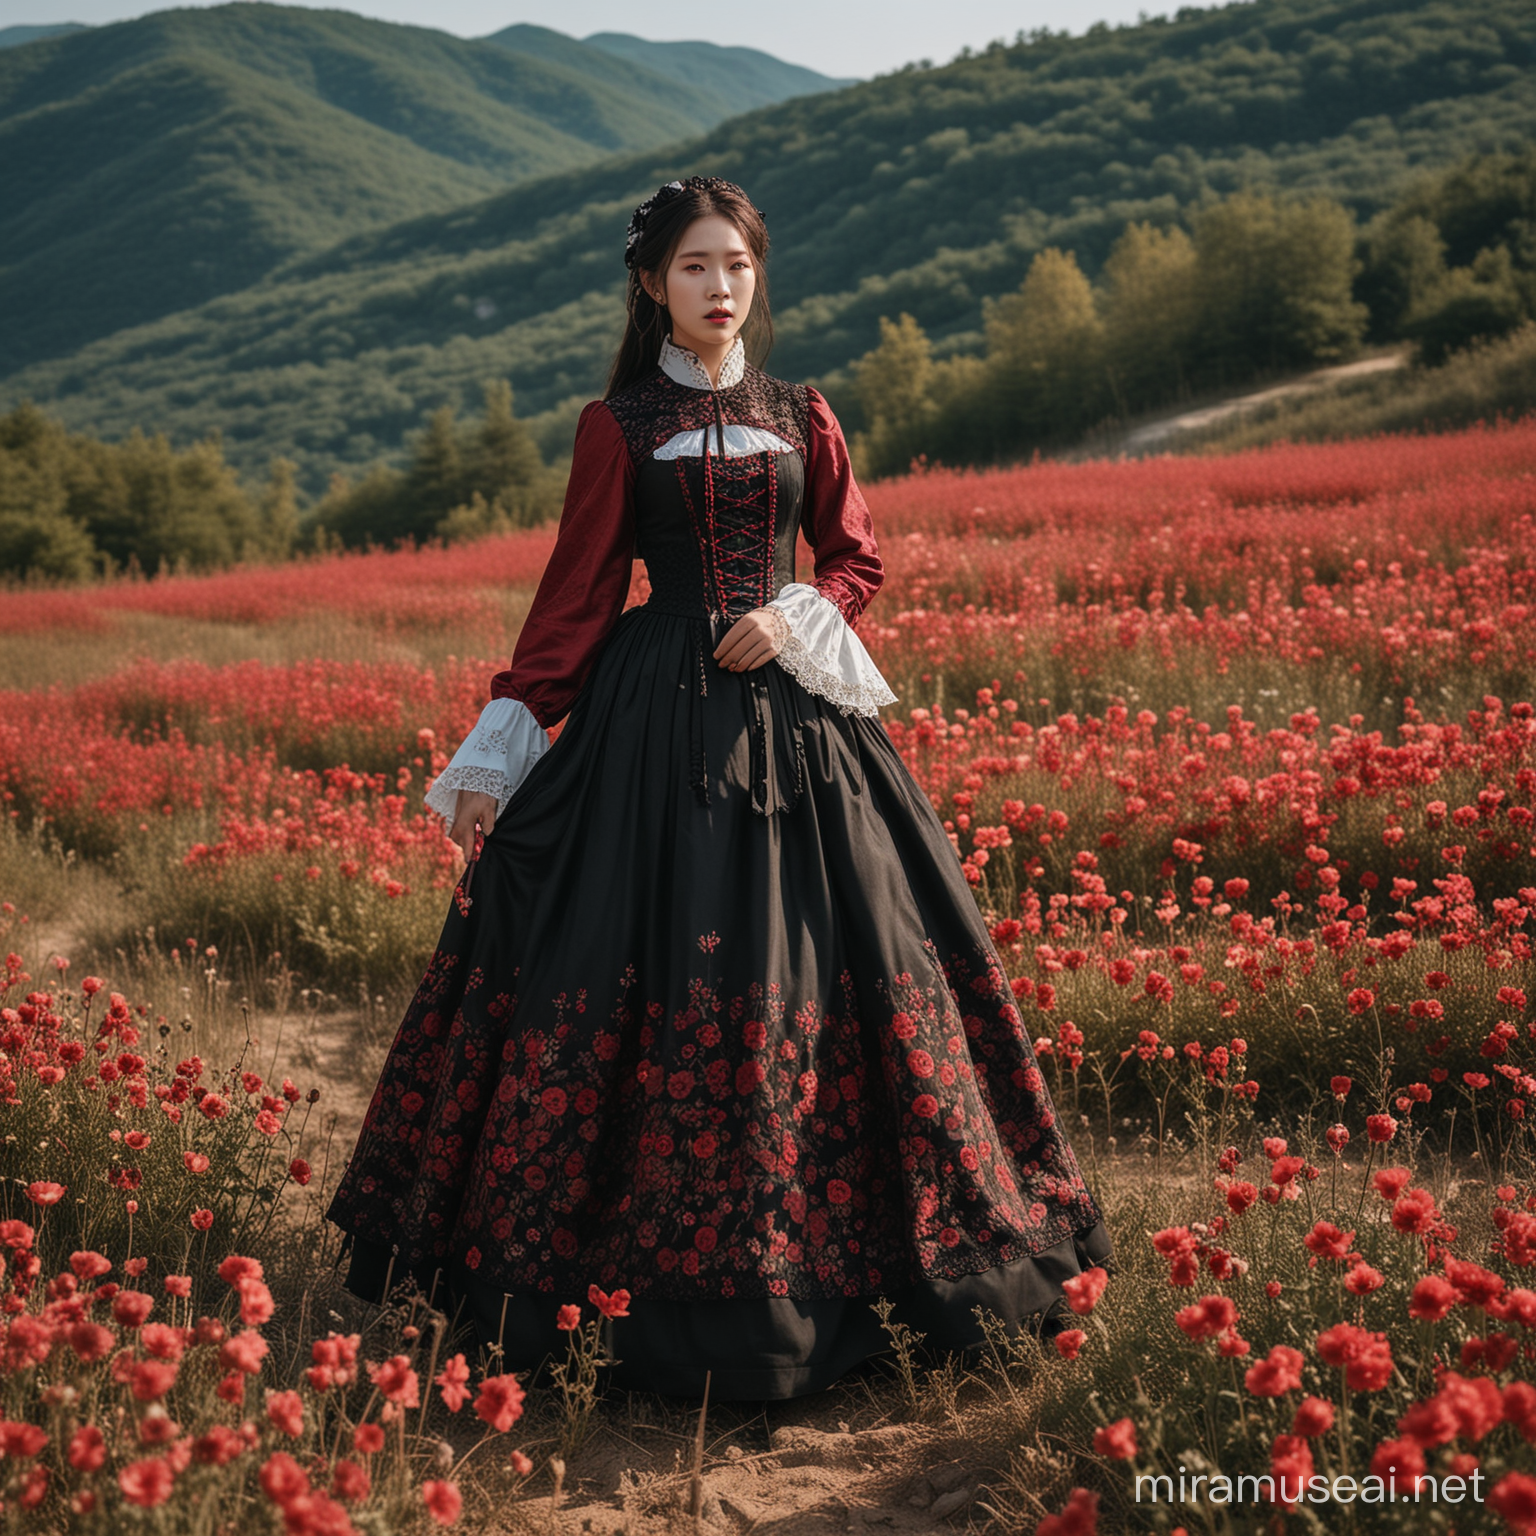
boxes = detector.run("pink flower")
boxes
[24,1182,65,1206]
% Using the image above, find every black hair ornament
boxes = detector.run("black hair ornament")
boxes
[623,176,765,269]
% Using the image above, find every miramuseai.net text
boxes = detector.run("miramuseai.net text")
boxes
[1136,1468,1485,1509]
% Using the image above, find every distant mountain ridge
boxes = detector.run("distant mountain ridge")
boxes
[0,24,89,49]
[2,0,1534,497]
[0,4,849,374]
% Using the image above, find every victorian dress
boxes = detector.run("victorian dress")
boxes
[325,336,1114,1401]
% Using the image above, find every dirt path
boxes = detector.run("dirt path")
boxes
[1115,351,1407,453]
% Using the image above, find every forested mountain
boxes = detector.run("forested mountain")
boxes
[0,24,89,49]
[485,26,854,119]
[2,0,1533,496]
[0,4,845,374]
[579,32,857,106]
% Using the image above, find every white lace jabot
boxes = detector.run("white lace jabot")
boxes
[659,335,745,391]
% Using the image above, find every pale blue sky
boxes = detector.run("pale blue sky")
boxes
[1,0,1172,79]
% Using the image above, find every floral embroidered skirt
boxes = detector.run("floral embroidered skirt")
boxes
[325,604,1114,1400]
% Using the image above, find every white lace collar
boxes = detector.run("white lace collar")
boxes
[658,334,745,391]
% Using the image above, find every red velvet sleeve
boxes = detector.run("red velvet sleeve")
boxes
[801,386,884,628]
[488,401,636,727]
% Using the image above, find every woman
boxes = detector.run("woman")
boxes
[325,176,1113,1401]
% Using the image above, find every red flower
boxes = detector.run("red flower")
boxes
[1373,1167,1412,1200]
[473,1373,527,1433]
[288,1159,312,1186]
[423,1479,462,1524]
[827,1179,852,1204]
[332,1459,370,1502]
[24,1182,65,1206]
[119,1457,175,1508]
[1224,1181,1258,1215]
[266,1390,303,1437]
[1366,1113,1398,1144]
[1292,1397,1334,1437]
[1303,1222,1356,1262]
[218,1330,269,1376]
[588,1285,631,1319]
[70,1250,111,1280]
[1245,1345,1305,1397]
[0,1422,47,1458]
[1491,1472,1536,1530]
[366,1355,419,1407]
[1330,1076,1352,1099]
[67,1322,115,1363]
[1061,1266,1108,1316]
[1092,1418,1137,1460]
[1347,988,1376,1015]
[259,1451,309,1505]
[1270,1434,1313,1510]
[190,1208,214,1231]
[911,1093,939,1119]
[68,1425,105,1472]
[1316,1323,1394,1390]
[510,1450,533,1476]
[906,1049,935,1078]
[1392,1188,1440,1235]
[112,1290,154,1328]
[1035,1486,1098,1536]
[1175,1295,1239,1341]
[436,1353,471,1412]
[353,1424,385,1455]
[1054,1329,1085,1360]
[129,1360,178,1402]
[1345,1263,1385,1296]
[556,1305,581,1331]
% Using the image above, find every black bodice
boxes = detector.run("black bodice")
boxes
[635,450,806,623]
[609,365,814,625]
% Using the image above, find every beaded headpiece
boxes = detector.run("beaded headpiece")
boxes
[623,176,765,269]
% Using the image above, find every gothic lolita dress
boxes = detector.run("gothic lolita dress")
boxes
[325,336,1114,1400]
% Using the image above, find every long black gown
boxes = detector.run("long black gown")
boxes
[325,350,1114,1400]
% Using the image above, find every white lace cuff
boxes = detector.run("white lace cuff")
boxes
[765,582,897,718]
[424,697,549,827]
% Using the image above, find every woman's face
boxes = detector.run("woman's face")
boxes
[641,214,757,359]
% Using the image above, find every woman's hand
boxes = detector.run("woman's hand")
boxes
[713,608,790,672]
[450,789,498,865]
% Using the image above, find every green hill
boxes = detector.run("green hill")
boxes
[0,24,90,49]
[580,32,858,106]
[483,25,853,124]
[0,3,836,374]
[3,0,1534,495]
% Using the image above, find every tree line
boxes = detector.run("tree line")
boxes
[845,150,1536,478]
[0,381,560,582]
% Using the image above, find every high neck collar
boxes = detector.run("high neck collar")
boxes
[659,334,746,392]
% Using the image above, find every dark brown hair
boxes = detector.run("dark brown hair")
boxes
[604,179,773,399]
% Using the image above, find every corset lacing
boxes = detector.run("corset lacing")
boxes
[675,389,802,818]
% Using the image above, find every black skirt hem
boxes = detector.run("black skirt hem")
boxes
[339,1218,1114,1401]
